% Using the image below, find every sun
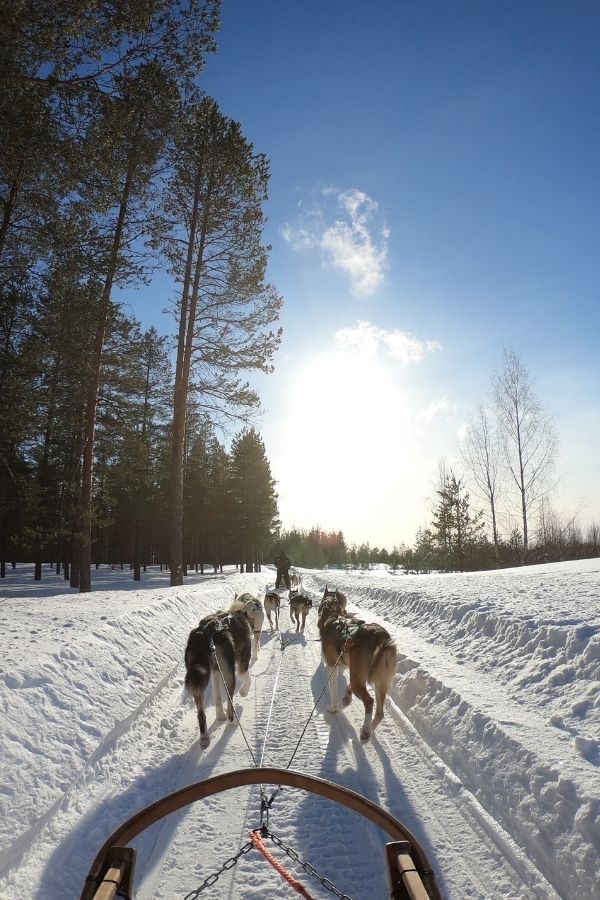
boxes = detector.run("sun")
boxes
[274,349,417,544]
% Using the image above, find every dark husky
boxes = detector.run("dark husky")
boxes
[317,592,396,742]
[289,588,312,632]
[184,610,252,747]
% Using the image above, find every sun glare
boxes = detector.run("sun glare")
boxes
[276,351,420,544]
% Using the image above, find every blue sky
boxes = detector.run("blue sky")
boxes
[123,0,600,549]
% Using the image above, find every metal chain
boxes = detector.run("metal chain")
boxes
[183,840,254,898]
[265,828,354,900]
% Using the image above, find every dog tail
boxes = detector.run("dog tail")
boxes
[184,660,210,693]
[369,636,397,690]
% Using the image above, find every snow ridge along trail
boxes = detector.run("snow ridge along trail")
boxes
[1,563,597,899]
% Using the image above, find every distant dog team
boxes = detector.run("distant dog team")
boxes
[184,576,397,745]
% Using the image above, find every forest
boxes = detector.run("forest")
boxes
[0,1,288,587]
[2,3,598,589]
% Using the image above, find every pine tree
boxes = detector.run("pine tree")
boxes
[431,471,485,571]
[160,99,283,585]
[228,428,278,573]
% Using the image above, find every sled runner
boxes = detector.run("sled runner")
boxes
[80,767,441,900]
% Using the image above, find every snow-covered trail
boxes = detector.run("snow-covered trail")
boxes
[1,576,562,900]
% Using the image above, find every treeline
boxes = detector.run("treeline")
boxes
[1,2,284,588]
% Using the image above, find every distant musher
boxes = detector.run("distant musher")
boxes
[274,550,291,589]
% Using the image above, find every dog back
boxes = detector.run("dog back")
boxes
[185,612,237,692]
[264,590,281,608]
[290,590,312,611]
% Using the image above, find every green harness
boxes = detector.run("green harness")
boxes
[335,619,363,647]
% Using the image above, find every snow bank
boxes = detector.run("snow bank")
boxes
[304,560,600,900]
[0,571,270,881]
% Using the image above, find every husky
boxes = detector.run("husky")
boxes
[264,590,281,631]
[230,592,264,663]
[317,596,397,743]
[289,569,302,590]
[289,589,312,632]
[320,585,348,615]
[184,610,252,747]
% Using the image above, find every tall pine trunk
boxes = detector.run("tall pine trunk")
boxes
[169,160,207,585]
[79,159,135,592]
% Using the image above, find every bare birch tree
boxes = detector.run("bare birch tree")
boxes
[493,348,557,558]
[460,403,501,560]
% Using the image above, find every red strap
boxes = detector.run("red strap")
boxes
[249,831,314,899]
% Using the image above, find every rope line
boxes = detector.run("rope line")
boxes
[250,829,314,899]
[210,639,258,767]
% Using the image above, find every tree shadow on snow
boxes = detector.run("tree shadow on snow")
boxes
[34,701,246,900]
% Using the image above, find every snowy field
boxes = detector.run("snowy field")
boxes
[0,559,599,899]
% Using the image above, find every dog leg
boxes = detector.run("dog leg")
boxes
[211,667,227,721]
[327,665,340,713]
[238,641,252,698]
[342,684,353,707]
[239,666,251,697]
[224,668,237,722]
[372,684,388,732]
[192,689,210,747]
[351,679,374,742]
[250,632,259,664]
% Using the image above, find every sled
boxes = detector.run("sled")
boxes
[80,766,441,900]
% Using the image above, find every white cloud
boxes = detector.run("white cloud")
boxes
[417,398,451,423]
[334,320,442,365]
[282,187,388,296]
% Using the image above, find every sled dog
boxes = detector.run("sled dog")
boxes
[319,585,348,615]
[184,610,252,747]
[289,569,302,590]
[317,597,396,742]
[264,590,281,631]
[230,592,264,663]
[289,589,312,632]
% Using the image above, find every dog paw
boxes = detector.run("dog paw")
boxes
[239,683,250,697]
[215,709,227,721]
[327,706,339,714]
[359,726,371,743]
[200,734,210,748]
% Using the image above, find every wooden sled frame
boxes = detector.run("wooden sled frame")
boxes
[80,766,441,900]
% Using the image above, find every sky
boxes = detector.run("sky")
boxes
[121,0,600,549]
[1,559,599,898]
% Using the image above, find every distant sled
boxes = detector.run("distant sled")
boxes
[79,766,442,900]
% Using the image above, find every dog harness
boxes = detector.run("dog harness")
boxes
[335,619,363,649]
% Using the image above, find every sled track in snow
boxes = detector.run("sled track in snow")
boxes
[0,574,583,898]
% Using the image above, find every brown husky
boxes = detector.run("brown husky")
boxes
[318,592,397,742]
[320,585,348,614]
[184,610,252,747]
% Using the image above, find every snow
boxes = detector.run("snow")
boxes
[0,559,599,900]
